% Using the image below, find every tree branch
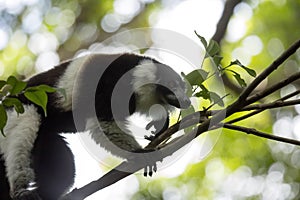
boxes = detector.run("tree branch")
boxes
[239,39,300,101]
[223,123,300,146]
[246,71,300,104]
[242,99,300,111]
[227,89,300,124]
[211,0,242,43]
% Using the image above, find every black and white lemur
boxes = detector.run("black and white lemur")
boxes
[0,53,191,200]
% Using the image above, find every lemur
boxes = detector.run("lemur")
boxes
[0,53,191,200]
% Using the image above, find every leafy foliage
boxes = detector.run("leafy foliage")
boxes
[183,32,256,111]
[179,33,257,135]
[0,76,57,136]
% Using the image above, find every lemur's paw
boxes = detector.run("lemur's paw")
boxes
[13,189,42,200]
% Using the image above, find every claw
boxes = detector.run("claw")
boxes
[144,135,155,141]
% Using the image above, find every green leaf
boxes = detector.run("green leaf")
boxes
[24,90,48,116]
[206,40,220,57]
[37,85,57,93]
[194,31,207,48]
[3,97,25,114]
[212,55,223,68]
[228,60,256,77]
[195,85,209,99]
[1,85,12,96]
[242,66,256,77]
[26,85,56,93]
[0,80,6,90]
[182,69,209,87]
[6,76,27,95]
[209,92,224,107]
[0,104,7,136]
[233,72,247,87]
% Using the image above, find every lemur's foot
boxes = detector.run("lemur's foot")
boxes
[13,189,42,200]
[133,148,162,177]
[144,134,155,141]
[143,163,157,177]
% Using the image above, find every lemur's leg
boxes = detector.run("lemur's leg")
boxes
[0,155,11,200]
[32,126,75,200]
[86,118,158,176]
[0,105,41,199]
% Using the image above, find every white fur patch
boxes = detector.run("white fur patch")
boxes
[132,59,157,93]
[55,55,90,111]
[0,105,41,192]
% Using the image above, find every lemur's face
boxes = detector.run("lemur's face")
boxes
[156,80,190,109]
[155,64,191,109]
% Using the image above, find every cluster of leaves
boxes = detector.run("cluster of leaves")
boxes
[0,76,56,135]
[179,33,257,132]
[182,32,257,107]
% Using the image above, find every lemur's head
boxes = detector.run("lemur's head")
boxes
[132,57,191,110]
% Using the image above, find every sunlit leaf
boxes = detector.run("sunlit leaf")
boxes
[1,85,12,96]
[212,55,223,68]
[194,31,207,48]
[3,97,24,114]
[228,60,256,77]
[182,69,209,87]
[24,90,48,116]
[0,80,6,90]
[6,76,27,95]
[195,85,210,99]
[206,40,220,57]
[233,72,247,87]
[209,92,224,107]
[26,85,56,93]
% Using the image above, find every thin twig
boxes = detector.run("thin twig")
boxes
[242,99,300,111]
[246,72,300,104]
[223,123,300,146]
[227,90,300,124]
[239,39,300,101]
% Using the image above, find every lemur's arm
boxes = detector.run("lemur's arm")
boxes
[85,118,143,159]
